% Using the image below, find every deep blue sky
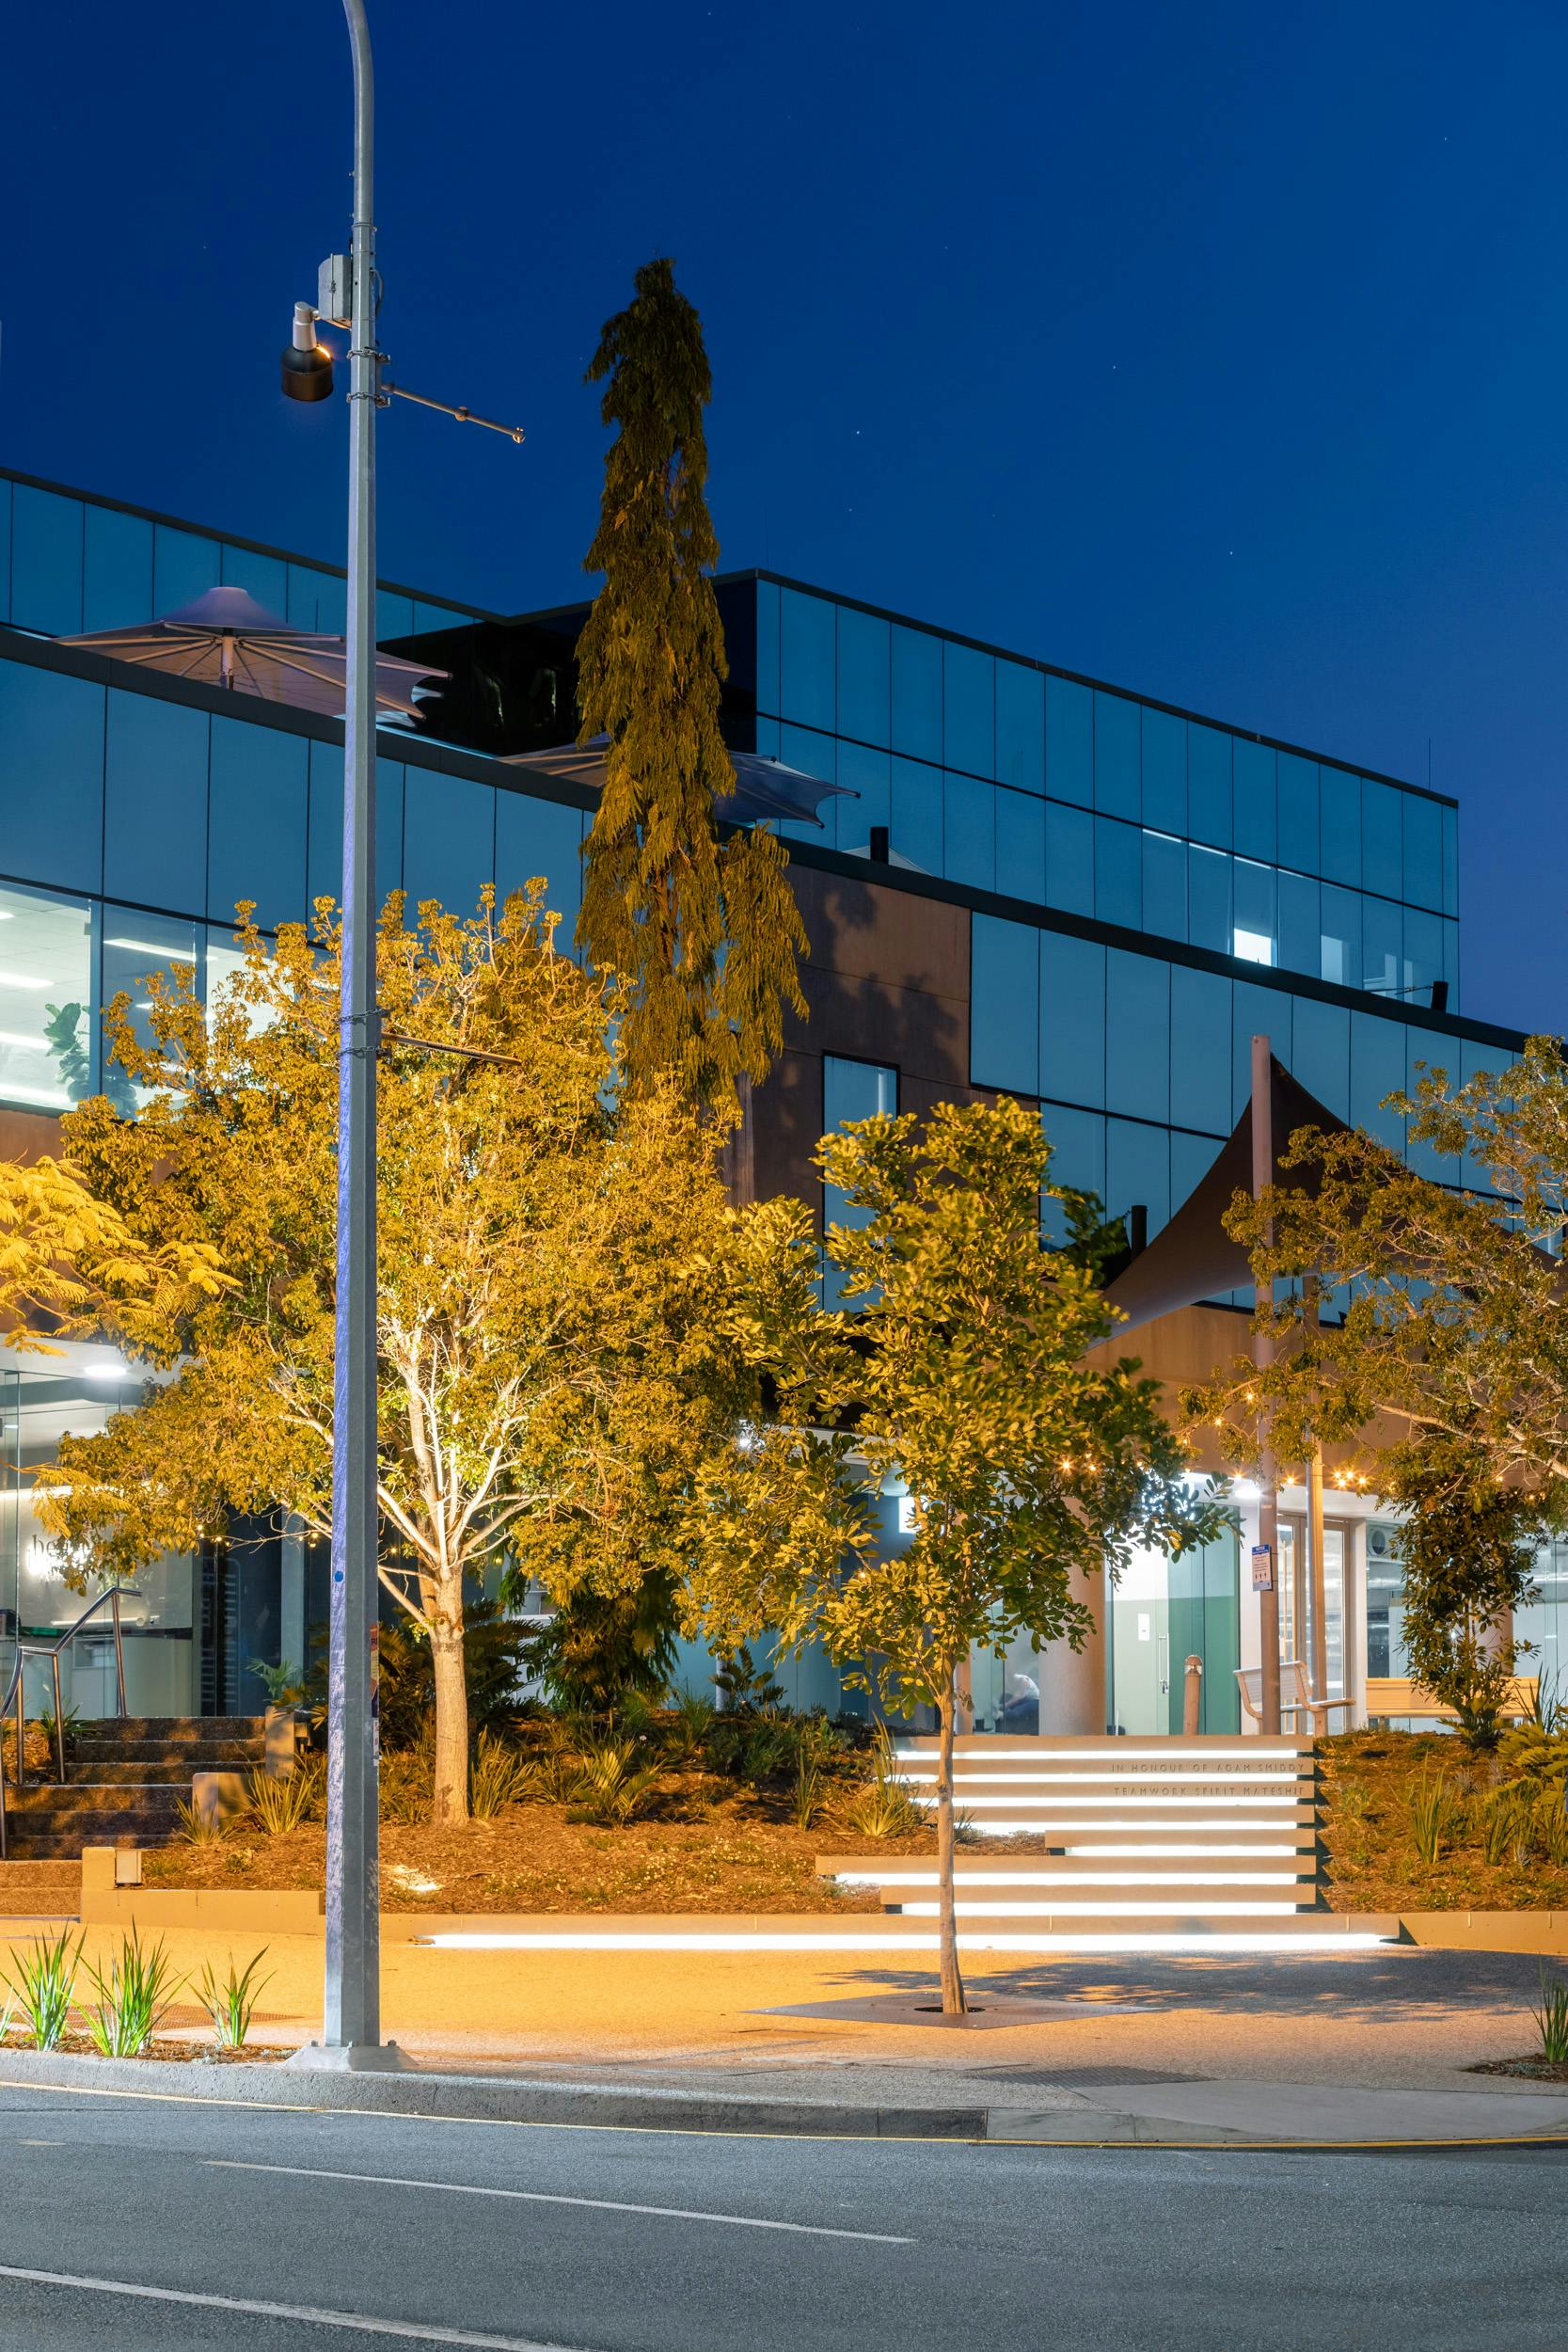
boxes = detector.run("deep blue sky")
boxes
[2,2,1563,1031]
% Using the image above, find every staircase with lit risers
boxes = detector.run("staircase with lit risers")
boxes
[816,1736,1399,1951]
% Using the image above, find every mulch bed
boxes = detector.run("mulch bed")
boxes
[1469,2057,1568,2083]
[1319,1731,1568,1914]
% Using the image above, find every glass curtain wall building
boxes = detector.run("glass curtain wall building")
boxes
[0,468,1534,1730]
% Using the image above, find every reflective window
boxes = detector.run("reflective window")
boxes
[307,742,343,914]
[1276,753,1319,877]
[375,762,406,912]
[943,643,994,778]
[1441,806,1459,917]
[1094,818,1141,930]
[1044,801,1093,914]
[1039,933,1105,1109]
[1232,858,1276,967]
[1404,1025,1455,1182]
[208,716,309,930]
[83,505,154,632]
[1231,739,1276,864]
[403,768,497,919]
[103,692,209,914]
[942,774,994,892]
[1141,830,1186,944]
[1170,964,1232,1136]
[780,589,836,734]
[220,545,288,614]
[1402,792,1443,912]
[1442,918,1460,996]
[0,882,94,1109]
[833,741,892,851]
[1319,883,1361,988]
[1231,980,1290,1127]
[1105,950,1169,1123]
[1141,708,1186,835]
[891,755,943,872]
[101,912,201,1110]
[822,1056,897,1306]
[0,661,105,893]
[1041,1104,1105,1243]
[1045,677,1092,806]
[1350,1010,1406,1152]
[1360,778,1402,898]
[971,915,1039,1093]
[754,580,781,713]
[1290,994,1351,1119]
[836,606,890,747]
[1093,691,1140,820]
[1402,906,1444,1005]
[994,787,1045,906]
[1319,767,1361,886]
[1276,869,1319,977]
[496,788,585,939]
[994,660,1044,793]
[287,564,348,638]
[1106,1117,1170,1234]
[1361,895,1402,999]
[1187,724,1231,849]
[152,525,221,617]
[1172,1126,1222,1215]
[891,627,942,762]
[376,590,416,644]
[1187,843,1231,955]
[10,486,84,635]
[778,724,839,844]
[0,478,10,622]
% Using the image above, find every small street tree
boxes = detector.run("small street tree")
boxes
[576,254,806,1120]
[683,1096,1224,2014]
[37,887,744,1823]
[1189,1037,1568,1719]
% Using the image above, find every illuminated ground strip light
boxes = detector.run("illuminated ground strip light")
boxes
[896,1767,1307,1781]
[892,1748,1307,1763]
[415,1931,1394,1953]
[832,1871,1305,1888]
[891,1901,1306,1917]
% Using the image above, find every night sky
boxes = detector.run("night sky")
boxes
[2,2,1563,1032]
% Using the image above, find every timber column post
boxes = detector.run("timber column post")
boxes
[1251,1035,1282,1737]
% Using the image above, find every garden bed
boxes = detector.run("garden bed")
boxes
[1320,1730,1568,1913]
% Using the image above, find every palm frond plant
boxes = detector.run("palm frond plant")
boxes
[174,1794,227,1845]
[193,1950,272,2051]
[1533,1968,1568,2065]
[567,1738,661,1827]
[469,1731,526,1820]
[2,1928,82,2050]
[246,1757,322,1836]
[80,1928,181,2058]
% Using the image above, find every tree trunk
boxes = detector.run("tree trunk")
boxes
[936,1664,967,2017]
[430,1600,469,1826]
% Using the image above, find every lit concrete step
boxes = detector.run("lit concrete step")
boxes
[817,1853,1319,1889]
[886,1900,1320,1919]
[894,1737,1314,1759]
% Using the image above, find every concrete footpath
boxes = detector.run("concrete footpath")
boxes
[1,1923,1566,2147]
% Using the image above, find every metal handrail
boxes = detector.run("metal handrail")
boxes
[0,1584,133,1861]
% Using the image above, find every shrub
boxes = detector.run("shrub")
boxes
[246,1757,322,1836]
[193,1949,272,2050]
[1533,1968,1568,2065]
[379,1739,435,1825]
[81,1928,181,2058]
[2,1928,81,2049]
[1481,1788,1533,1868]
[838,1774,925,1839]
[469,1731,526,1820]
[1408,1770,1463,1864]
[566,1737,661,1827]
[792,1750,824,1830]
[174,1795,228,1845]
[1498,1725,1568,1792]
[664,1691,716,1764]
[1536,1791,1568,1867]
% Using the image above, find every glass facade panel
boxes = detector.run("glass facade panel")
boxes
[1232,857,1276,966]
[942,774,994,892]
[1044,801,1093,914]
[835,605,890,746]
[1187,843,1231,955]
[1045,677,1092,807]
[1278,869,1319,977]
[1042,1103,1106,1207]
[1320,883,1361,988]
[1141,708,1186,836]
[0,661,105,894]
[994,786,1045,905]
[780,588,836,733]
[1141,830,1186,944]
[152,525,221,616]
[10,485,84,634]
[0,478,10,622]
[1232,739,1277,863]
[1441,805,1459,917]
[970,915,1039,1093]
[207,717,309,930]
[891,627,942,762]
[1276,753,1319,876]
[1170,963,1232,1137]
[0,882,94,1109]
[1402,792,1443,912]
[1361,778,1403,897]
[1094,818,1141,929]
[1106,1117,1170,1233]
[103,692,209,914]
[220,544,289,614]
[1039,933,1105,1109]
[1093,691,1140,819]
[994,660,1044,792]
[834,740,891,848]
[754,580,781,714]
[1231,980,1289,1125]
[1361,894,1402,998]
[822,1056,897,1307]
[101,912,200,1110]
[1403,906,1444,1004]
[1186,723,1231,849]
[891,755,943,871]
[943,643,994,778]
[376,590,416,643]
[495,789,584,936]
[1290,994,1352,1119]
[83,504,154,632]
[403,768,497,918]
[1105,950,1169,1123]
[1350,1010,1407,1151]
[1320,767,1361,887]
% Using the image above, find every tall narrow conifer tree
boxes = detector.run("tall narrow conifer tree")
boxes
[577,257,806,1120]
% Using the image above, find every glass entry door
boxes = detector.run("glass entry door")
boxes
[1277,1518,1347,1698]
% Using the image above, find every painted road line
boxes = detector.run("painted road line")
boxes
[208,2158,914,2244]
[0,2264,582,2347]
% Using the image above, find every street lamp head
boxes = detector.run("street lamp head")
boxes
[281,302,335,403]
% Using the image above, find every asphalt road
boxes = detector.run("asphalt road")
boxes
[0,2084,1560,2351]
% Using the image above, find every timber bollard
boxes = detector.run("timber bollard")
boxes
[1182,1654,1203,1736]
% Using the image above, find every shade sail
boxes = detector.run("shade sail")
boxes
[1103,1056,1354,1333]
[59,586,449,718]
[504,737,856,831]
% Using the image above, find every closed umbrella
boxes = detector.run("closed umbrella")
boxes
[505,736,856,831]
[58,585,448,718]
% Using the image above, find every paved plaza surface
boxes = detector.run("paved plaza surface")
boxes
[0,2079,1560,2350]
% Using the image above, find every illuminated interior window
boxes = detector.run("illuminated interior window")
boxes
[1232,928,1275,966]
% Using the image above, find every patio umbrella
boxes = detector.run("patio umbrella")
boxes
[58,585,449,718]
[504,736,856,830]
